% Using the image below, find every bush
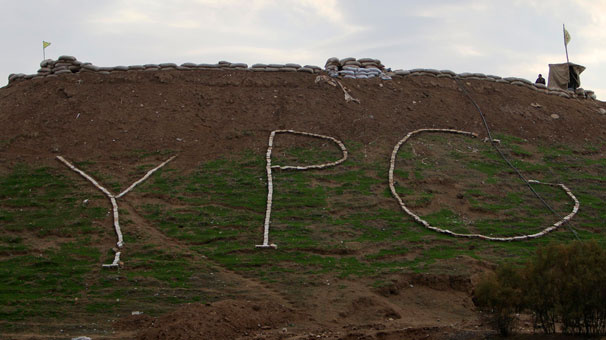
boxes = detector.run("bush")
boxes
[474,264,523,336]
[525,241,606,335]
[474,241,606,336]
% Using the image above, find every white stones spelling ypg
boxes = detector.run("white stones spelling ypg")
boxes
[256,130,348,249]
[57,155,176,268]
[54,127,580,264]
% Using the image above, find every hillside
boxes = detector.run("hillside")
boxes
[1,66,605,340]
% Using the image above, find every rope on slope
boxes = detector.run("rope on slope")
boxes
[388,128,580,241]
[454,78,580,240]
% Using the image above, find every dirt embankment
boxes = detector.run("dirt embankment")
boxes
[1,69,605,340]
[1,69,605,174]
[119,271,487,340]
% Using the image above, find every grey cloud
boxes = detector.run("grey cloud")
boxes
[1,0,604,99]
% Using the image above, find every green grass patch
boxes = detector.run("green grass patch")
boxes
[0,243,99,321]
[1,132,604,330]
[0,165,106,237]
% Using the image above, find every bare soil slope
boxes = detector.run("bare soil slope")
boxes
[1,70,605,340]
[1,70,605,172]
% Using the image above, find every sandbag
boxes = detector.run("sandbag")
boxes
[357,58,375,63]
[304,65,322,70]
[58,55,77,61]
[344,60,361,67]
[325,57,339,64]
[82,64,100,71]
[40,59,54,67]
[297,67,314,73]
[439,70,456,76]
[339,57,356,64]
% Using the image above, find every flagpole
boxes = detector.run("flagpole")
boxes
[563,24,569,63]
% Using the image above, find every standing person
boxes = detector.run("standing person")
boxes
[535,74,546,85]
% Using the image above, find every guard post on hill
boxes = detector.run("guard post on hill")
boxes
[547,24,585,92]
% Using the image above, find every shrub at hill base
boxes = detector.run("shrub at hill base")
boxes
[474,241,606,337]
[474,264,524,336]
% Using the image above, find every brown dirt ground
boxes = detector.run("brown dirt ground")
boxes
[1,69,605,340]
[1,69,605,174]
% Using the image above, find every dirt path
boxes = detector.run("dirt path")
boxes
[120,199,294,308]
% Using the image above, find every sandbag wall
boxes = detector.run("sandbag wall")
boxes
[324,57,391,80]
[390,68,598,100]
[5,55,598,101]
[37,55,84,76]
[7,55,324,83]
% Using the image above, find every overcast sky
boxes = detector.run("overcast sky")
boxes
[1,0,605,99]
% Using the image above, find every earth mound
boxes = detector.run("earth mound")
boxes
[1,69,605,172]
[1,68,605,340]
[117,300,296,340]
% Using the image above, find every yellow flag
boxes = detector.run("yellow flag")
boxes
[564,28,571,46]
[43,41,51,49]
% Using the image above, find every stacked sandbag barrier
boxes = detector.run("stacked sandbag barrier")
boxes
[38,55,83,76]
[324,57,391,80]
[4,55,599,100]
[6,56,324,84]
[8,55,85,82]
[391,68,598,100]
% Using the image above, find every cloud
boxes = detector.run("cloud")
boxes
[453,45,485,57]
[185,44,317,64]
[85,0,364,38]
[90,8,153,25]
[1,1,605,99]
[294,0,364,33]
[87,1,263,36]
[78,0,369,66]
[410,0,489,18]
